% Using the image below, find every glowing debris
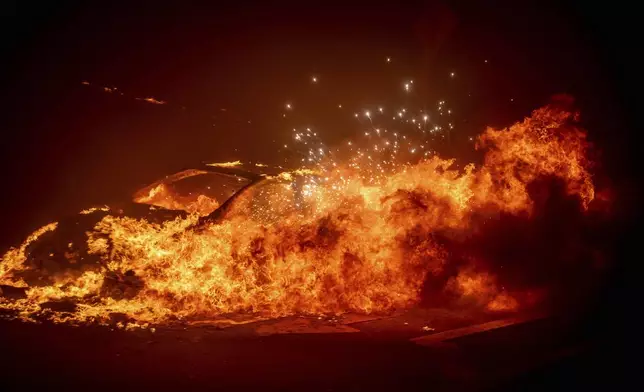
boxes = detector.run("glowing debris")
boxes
[138,97,166,105]
[79,206,110,215]
[206,160,242,168]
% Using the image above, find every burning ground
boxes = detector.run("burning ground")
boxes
[0,100,609,329]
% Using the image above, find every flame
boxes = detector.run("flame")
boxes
[79,206,110,215]
[134,183,220,216]
[206,160,243,168]
[138,97,166,105]
[132,168,224,216]
[1,104,596,327]
[0,222,58,287]
[476,104,593,210]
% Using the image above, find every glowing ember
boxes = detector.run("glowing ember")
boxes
[138,97,166,105]
[0,103,596,329]
[206,161,243,168]
[79,206,110,215]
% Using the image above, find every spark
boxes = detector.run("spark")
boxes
[386,57,391,63]
[311,76,318,83]
[285,103,292,110]
[450,72,455,78]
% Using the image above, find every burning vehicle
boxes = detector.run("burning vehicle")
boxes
[0,162,325,322]
[0,102,609,331]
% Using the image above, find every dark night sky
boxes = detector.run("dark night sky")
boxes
[0,1,639,246]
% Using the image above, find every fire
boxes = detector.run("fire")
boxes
[79,206,110,215]
[477,103,593,211]
[132,168,223,216]
[206,160,243,168]
[138,97,166,105]
[134,183,220,216]
[0,103,597,328]
[0,222,58,288]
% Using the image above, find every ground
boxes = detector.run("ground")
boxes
[0,306,617,391]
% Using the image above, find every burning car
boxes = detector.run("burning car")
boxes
[0,162,324,322]
[0,103,606,331]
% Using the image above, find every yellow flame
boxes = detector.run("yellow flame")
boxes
[206,160,243,168]
[0,104,595,328]
[79,206,110,215]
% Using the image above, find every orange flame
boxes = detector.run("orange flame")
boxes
[134,183,220,216]
[138,97,166,105]
[206,160,243,168]
[0,103,596,328]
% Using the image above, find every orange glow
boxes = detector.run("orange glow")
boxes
[0,104,595,328]
[206,160,243,168]
[138,97,166,105]
[79,206,110,215]
[132,168,223,216]
[134,183,221,216]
